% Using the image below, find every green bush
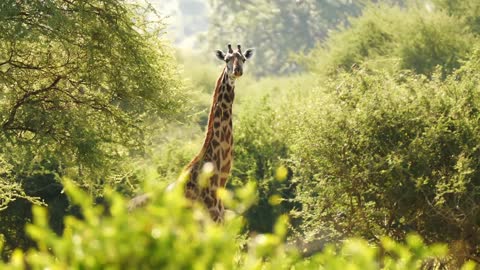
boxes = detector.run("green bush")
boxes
[284,51,480,263]
[303,4,475,77]
[433,0,480,34]
[232,95,292,233]
[1,177,473,269]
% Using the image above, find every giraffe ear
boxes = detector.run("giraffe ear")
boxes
[215,50,226,61]
[244,48,255,59]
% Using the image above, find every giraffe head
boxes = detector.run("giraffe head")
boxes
[215,44,254,78]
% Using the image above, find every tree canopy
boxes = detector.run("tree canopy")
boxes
[0,0,184,256]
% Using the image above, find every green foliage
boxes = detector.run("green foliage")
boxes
[432,0,480,34]
[0,0,184,257]
[0,178,471,269]
[284,54,480,261]
[0,0,184,187]
[303,4,475,77]
[232,95,292,233]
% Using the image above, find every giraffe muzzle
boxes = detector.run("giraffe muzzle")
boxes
[234,68,243,77]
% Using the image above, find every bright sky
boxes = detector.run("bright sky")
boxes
[146,0,209,48]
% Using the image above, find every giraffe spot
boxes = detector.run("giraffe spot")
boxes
[224,93,231,103]
[221,103,228,110]
[221,160,231,172]
[215,149,222,159]
[216,158,221,170]
[226,84,233,92]
[222,111,230,120]
[211,175,219,186]
[214,130,220,137]
[204,195,214,206]
[210,209,222,222]
[211,139,220,148]
[220,177,228,187]
[222,148,230,159]
[214,121,220,128]
[191,170,198,182]
[220,132,225,142]
[215,107,221,117]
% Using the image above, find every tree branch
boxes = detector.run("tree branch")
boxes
[2,76,63,130]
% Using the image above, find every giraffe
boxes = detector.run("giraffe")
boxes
[182,44,254,222]
[128,44,254,222]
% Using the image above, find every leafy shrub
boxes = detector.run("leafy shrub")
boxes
[232,95,292,233]
[285,52,480,264]
[303,4,475,77]
[0,177,473,269]
[432,0,480,34]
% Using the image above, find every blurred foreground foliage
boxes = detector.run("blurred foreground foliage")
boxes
[1,178,473,270]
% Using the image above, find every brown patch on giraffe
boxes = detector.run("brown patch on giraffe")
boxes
[204,194,214,206]
[220,131,225,142]
[190,167,198,181]
[210,208,222,222]
[215,158,221,170]
[222,111,230,120]
[224,93,231,103]
[222,148,230,159]
[204,151,213,160]
[211,175,219,186]
[213,121,220,128]
[214,106,221,118]
[214,130,220,137]
[221,160,231,173]
[220,177,228,187]
[211,139,220,149]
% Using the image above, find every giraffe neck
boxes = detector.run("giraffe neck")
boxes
[184,68,235,221]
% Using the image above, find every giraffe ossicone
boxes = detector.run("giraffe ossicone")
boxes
[128,44,254,222]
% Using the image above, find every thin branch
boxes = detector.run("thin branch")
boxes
[2,76,63,130]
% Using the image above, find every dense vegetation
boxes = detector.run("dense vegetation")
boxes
[1,0,480,268]
[0,0,184,257]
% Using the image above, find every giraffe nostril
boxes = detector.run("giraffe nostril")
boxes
[234,68,242,76]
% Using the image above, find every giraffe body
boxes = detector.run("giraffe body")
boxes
[183,70,234,221]
[183,44,254,222]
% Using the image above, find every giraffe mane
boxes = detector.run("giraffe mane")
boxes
[186,68,227,169]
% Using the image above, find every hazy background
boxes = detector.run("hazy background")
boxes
[148,0,209,48]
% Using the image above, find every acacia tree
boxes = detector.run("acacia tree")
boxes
[0,0,184,256]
